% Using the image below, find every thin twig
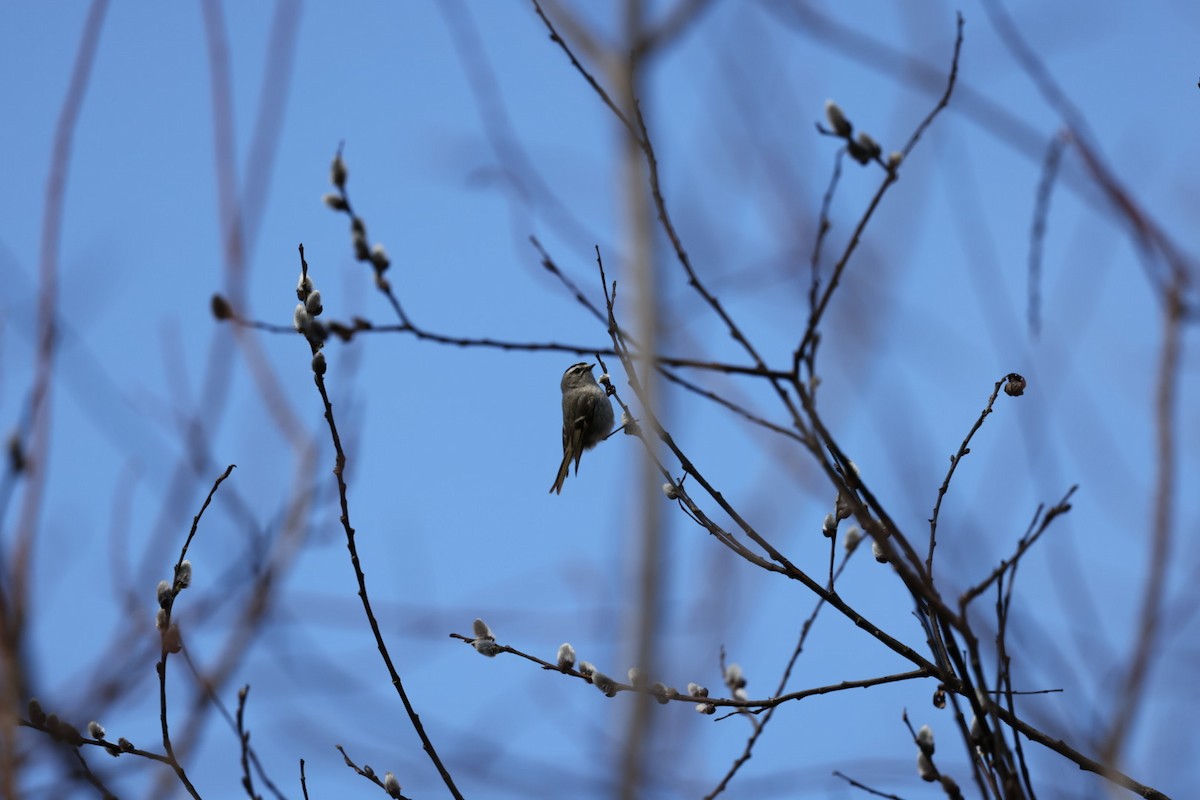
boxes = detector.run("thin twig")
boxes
[832,770,908,800]
[959,486,1076,609]
[298,247,463,800]
[156,466,236,800]
[927,374,1024,575]
[796,13,963,380]
[705,550,857,798]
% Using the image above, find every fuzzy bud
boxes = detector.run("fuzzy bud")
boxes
[724,663,746,691]
[856,132,881,160]
[293,303,310,333]
[577,661,595,678]
[164,623,183,654]
[686,682,708,698]
[175,560,192,590]
[297,272,313,298]
[556,643,576,671]
[383,771,402,799]
[592,671,618,697]
[917,752,936,781]
[696,702,717,715]
[118,737,134,752]
[621,411,641,438]
[917,724,935,756]
[156,580,172,608]
[835,491,853,520]
[872,540,888,563]
[88,721,106,740]
[887,151,904,169]
[824,100,852,137]
[353,233,371,262]
[472,618,493,639]
[312,351,327,376]
[330,154,347,189]
[155,608,168,632]
[322,193,348,212]
[472,638,503,657]
[53,718,84,746]
[662,482,679,500]
[847,139,871,165]
[822,513,837,538]
[843,526,863,552]
[305,290,323,317]
[370,244,391,273]
[650,682,673,704]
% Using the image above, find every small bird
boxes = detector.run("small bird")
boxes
[550,362,615,494]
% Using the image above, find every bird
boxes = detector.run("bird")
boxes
[550,362,614,494]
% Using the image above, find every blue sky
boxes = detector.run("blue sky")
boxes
[2,2,1198,798]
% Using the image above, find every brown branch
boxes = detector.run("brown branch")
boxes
[450,630,930,711]
[832,770,909,800]
[927,373,1026,575]
[155,465,237,800]
[1102,284,1184,766]
[705,549,858,799]
[530,0,638,137]
[795,13,962,380]
[297,246,462,800]
[959,486,1077,609]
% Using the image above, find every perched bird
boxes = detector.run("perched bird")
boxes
[550,362,614,494]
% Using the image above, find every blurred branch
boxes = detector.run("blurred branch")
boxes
[1102,283,1184,766]
[3,2,109,794]
[981,0,1197,309]
[1027,133,1066,338]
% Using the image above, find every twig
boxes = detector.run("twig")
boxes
[529,0,638,138]
[796,13,963,379]
[336,744,412,800]
[298,247,463,800]
[156,466,236,800]
[705,550,857,798]
[5,5,108,790]
[70,748,118,799]
[832,770,908,800]
[236,686,258,800]
[960,486,1076,609]
[451,630,929,710]
[927,373,1025,575]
